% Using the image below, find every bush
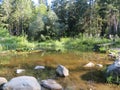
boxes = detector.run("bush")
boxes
[0,27,35,51]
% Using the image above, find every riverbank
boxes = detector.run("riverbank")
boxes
[1,27,120,53]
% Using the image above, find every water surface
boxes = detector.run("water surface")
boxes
[0,51,119,90]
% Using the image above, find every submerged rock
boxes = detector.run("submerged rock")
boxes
[34,66,45,70]
[3,76,41,90]
[96,64,103,68]
[41,79,62,90]
[56,65,69,77]
[84,62,95,68]
[16,69,25,74]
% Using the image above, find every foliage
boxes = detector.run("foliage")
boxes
[0,0,120,51]
[28,7,59,41]
[0,27,35,51]
[35,4,47,15]
[1,0,33,35]
[37,35,114,52]
[28,14,45,41]
[52,0,120,37]
[0,0,120,47]
[106,72,120,84]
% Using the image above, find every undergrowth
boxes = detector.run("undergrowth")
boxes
[0,27,120,52]
[37,36,115,52]
[0,27,35,51]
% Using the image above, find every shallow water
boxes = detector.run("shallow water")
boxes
[0,51,120,90]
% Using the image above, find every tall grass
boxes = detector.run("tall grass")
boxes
[0,27,120,52]
[37,35,115,52]
[0,27,35,51]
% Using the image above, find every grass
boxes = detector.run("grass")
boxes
[0,27,36,51]
[37,36,115,52]
[0,27,120,53]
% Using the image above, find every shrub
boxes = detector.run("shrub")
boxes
[0,27,35,51]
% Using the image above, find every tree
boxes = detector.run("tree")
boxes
[0,0,119,40]
[52,0,96,37]
[28,14,45,41]
[28,3,59,41]
[97,0,119,37]
[1,0,33,35]
[51,0,120,37]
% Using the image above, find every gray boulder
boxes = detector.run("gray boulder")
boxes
[56,65,69,77]
[41,79,62,90]
[106,57,120,83]
[3,76,41,90]
[107,58,120,73]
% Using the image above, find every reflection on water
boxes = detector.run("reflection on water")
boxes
[0,51,119,90]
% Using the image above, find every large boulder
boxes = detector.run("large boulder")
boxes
[3,76,41,90]
[106,57,120,83]
[41,79,62,90]
[56,65,69,77]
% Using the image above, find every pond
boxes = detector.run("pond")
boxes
[0,51,120,90]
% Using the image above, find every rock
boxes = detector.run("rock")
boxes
[56,65,69,77]
[3,76,41,90]
[16,69,25,74]
[96,64,103,68]
[41,86,48,90]
[41,79,62,90]
[108,48,120,58]
[0,77,7,85]
[106,58,120,83]
[34,66,45,70]
[108,52,117,58]
[0,77,7,90]
[107,58,120,73]
[84,62,95,68]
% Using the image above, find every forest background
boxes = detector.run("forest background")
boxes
[0,0,120,52]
